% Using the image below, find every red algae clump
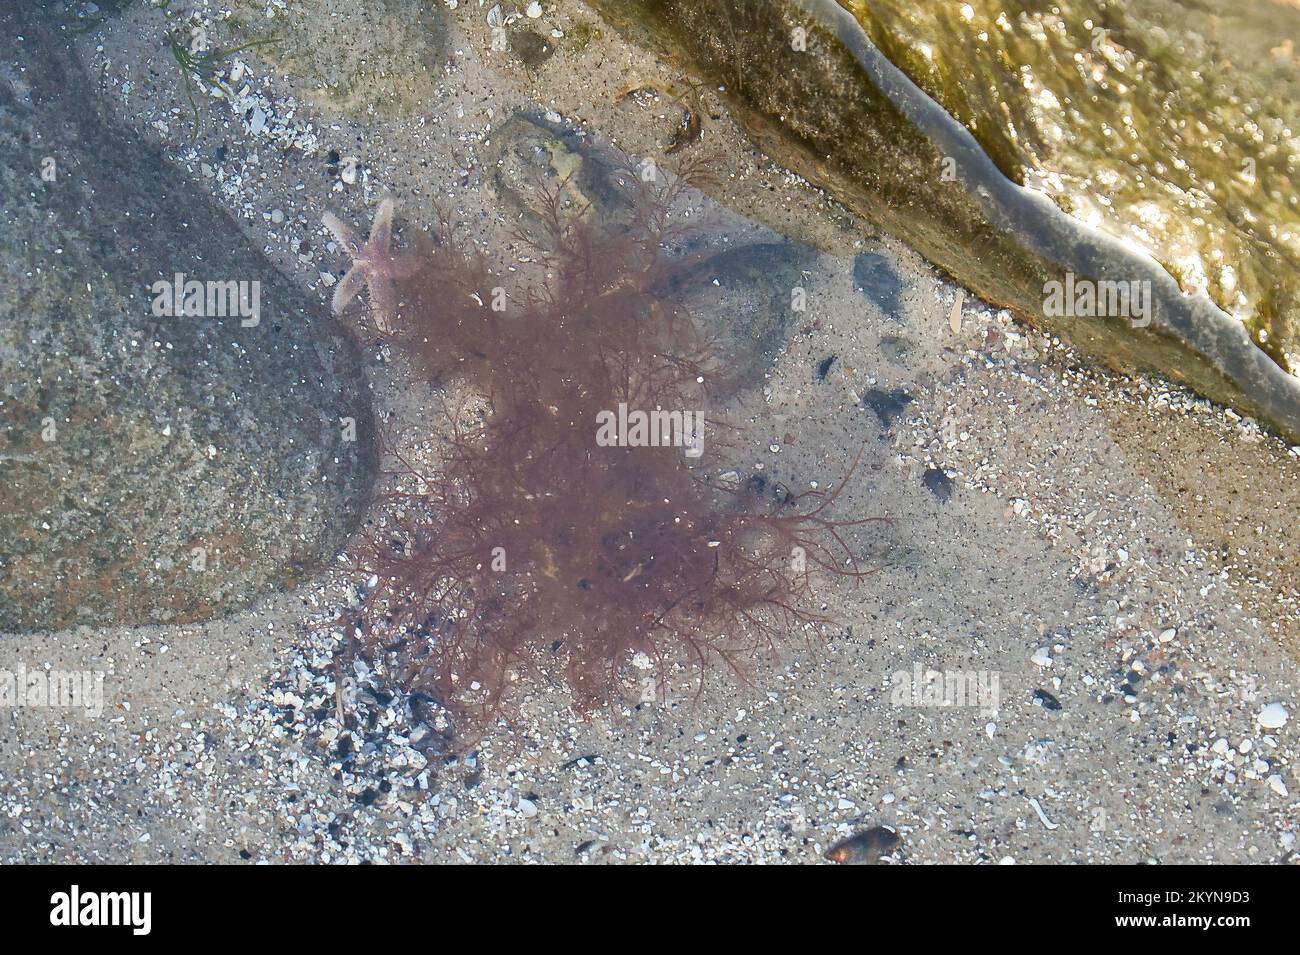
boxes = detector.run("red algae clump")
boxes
[327,167,876,739]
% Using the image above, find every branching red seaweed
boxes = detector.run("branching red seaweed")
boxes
[328,164,881,742]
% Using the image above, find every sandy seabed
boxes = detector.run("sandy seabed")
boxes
[2,0,1298,864]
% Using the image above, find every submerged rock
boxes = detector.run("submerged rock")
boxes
[509,29,557,68]
[922,466,954,503]
[487,113,639,238]
[589,0,1300,443]
[862,388,914,429]
[825,825,900,864]
[228,0,449,117]
[852,249,905,319]
[845,0,1300,376]
[652,241,819,398]
[0,9,376,632]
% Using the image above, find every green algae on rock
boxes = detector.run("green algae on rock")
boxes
[588,0,1300,442]
[0,8,377,632]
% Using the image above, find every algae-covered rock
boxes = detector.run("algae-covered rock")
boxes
[487,112,817,395]
[488,113,639,238]
[588,0,1300,442]
[841,0,1300,375]
[0,8,376,632]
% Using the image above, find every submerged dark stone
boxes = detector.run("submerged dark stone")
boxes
[852,250,904,318]
[1033,689,1063,711]
[658,241,818,396]
[825,825,900,864]
[510,30,557,68]
[922,467,954,503]
[862,388,913,429]
[0,8,377,632]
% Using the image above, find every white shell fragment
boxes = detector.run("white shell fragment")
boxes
[1258,702,1289,729]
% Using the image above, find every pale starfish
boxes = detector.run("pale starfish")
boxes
[322,197,418,332]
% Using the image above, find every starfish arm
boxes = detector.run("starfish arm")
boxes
[367,274,396,333]
[322,211,361,256]
[331,264,368,314]
[369,197,395,256]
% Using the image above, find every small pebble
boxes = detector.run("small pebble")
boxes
[825,826,899,864]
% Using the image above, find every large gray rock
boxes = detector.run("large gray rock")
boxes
[0,8,377,633]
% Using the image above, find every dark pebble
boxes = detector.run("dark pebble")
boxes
[922,466,954,502]
[1033,689,1062,710]
[825,825,900,864]
[862,388,913,428]
[509,30,555,67]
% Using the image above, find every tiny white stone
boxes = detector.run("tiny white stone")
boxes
[526,1,543,18]
[1259,702,1290,729]
[518,798,538,817]
[1031,647,1052,668]
[1158,627,1176,642]
[1267,775,1289,797]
